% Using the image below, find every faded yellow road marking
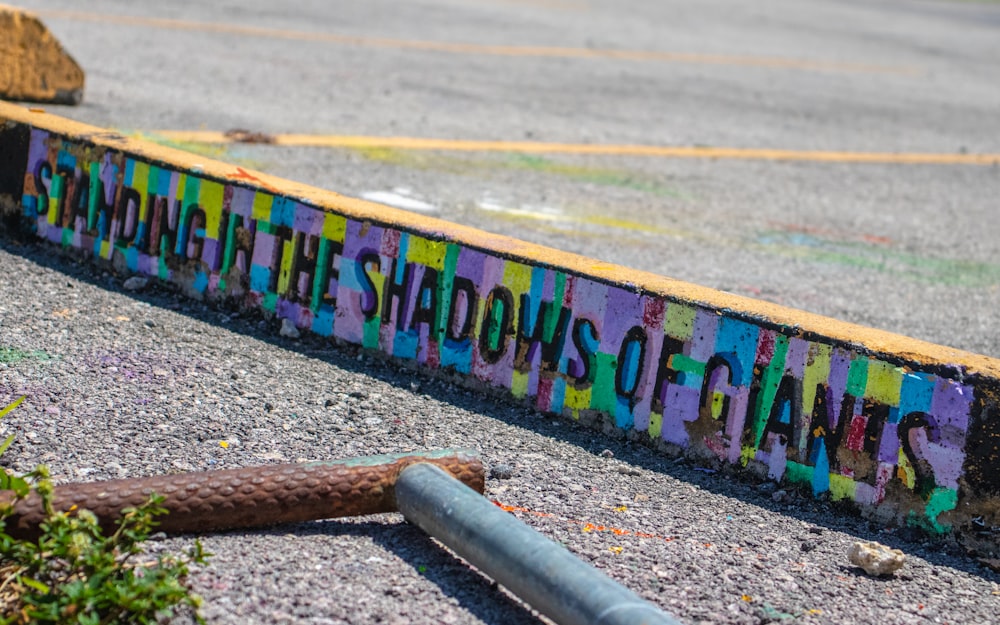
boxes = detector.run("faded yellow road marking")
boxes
[39,9,917,75]
[150,131,1000,166]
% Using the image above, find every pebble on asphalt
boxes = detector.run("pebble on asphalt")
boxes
[279,318,301,339]
[848,541,907,576]
[122,276,148,291]
[489,463,514,480]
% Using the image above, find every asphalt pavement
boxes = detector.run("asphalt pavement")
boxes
[3,0,1000,623]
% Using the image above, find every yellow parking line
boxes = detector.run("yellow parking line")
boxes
[151,131,1000,165]
[38,9,918,75]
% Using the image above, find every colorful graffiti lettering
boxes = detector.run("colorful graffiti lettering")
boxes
[16,129,993,531]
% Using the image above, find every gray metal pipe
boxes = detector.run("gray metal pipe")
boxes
[395,462,685,625]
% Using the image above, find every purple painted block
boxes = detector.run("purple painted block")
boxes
[342,219,384,260]
[416,323,433,365]
[878,422,900,463]
[276,300,308,327]
[827,348,852,408]
[230,187,255,217]
[402,263,426,330]
[688,309,719,361]
[167,171,181,209]
[27,129,48,176]
[200,238,219,271]
[46,225,61,244]
[480,255,506,299]
[601,286,642,353]
[924,443,963,490]
[854,482,876,506]
[251,231,275,268]
[661,383,700,446]
[541,269,556,301]
[138,254,156,276]
[784,337,809,378]
[472,256,514,386]
[455,246,486,284]
[569,275,608,330]
[293,203,323,235]
[931,379,972,433]
[332,258,367,344]
[99,155,117,207]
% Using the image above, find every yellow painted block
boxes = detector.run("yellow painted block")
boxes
[564,385,592,418]
[368,269,386,317]
[503,261,532,297]
[664,302,696,339]
[131,161,149,222]
[511,371,529,399]
[46,194,58,225]
[277,237,295,293]
[866,360,903,405]
[252,190,273,222]
[648,411,663,439]
[199,180,224,237]
[711,391,725,419]
[799,343,832,448]
[896,448,915,488]
[175,174,186,203]
[406,235,447,270]
[829,473,857,501]
[323,213,347,243]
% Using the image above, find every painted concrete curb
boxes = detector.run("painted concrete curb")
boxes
[2,102,999,552]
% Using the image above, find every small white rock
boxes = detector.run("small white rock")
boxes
[123,276,149,291]
[848,541,906,576]
[279,318,301,339]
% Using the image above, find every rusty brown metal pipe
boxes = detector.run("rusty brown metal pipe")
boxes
[0,449,483,538]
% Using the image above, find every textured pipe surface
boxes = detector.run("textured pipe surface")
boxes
[0,449,483,538]
[396,462,684,625]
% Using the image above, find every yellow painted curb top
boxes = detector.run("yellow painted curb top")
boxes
[2,101,1000,544]
[152,131,1000,166]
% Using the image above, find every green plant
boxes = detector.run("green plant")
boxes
[0,397,210,624]
[0,396,27,495]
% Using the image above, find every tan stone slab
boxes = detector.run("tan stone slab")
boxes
[0,4,83,104]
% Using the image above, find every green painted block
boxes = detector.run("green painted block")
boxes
[846,357,869,397]
[753,335,788,446]
[670,353,706,377]
[590,352,619,412]
[785,461,813,484]
[363,316,380,349]
[925,488,958,533]
[262,292,277,312]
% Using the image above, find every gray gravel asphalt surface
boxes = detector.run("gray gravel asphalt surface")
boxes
[3,0,1000,623]
[3,236,1000,625]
